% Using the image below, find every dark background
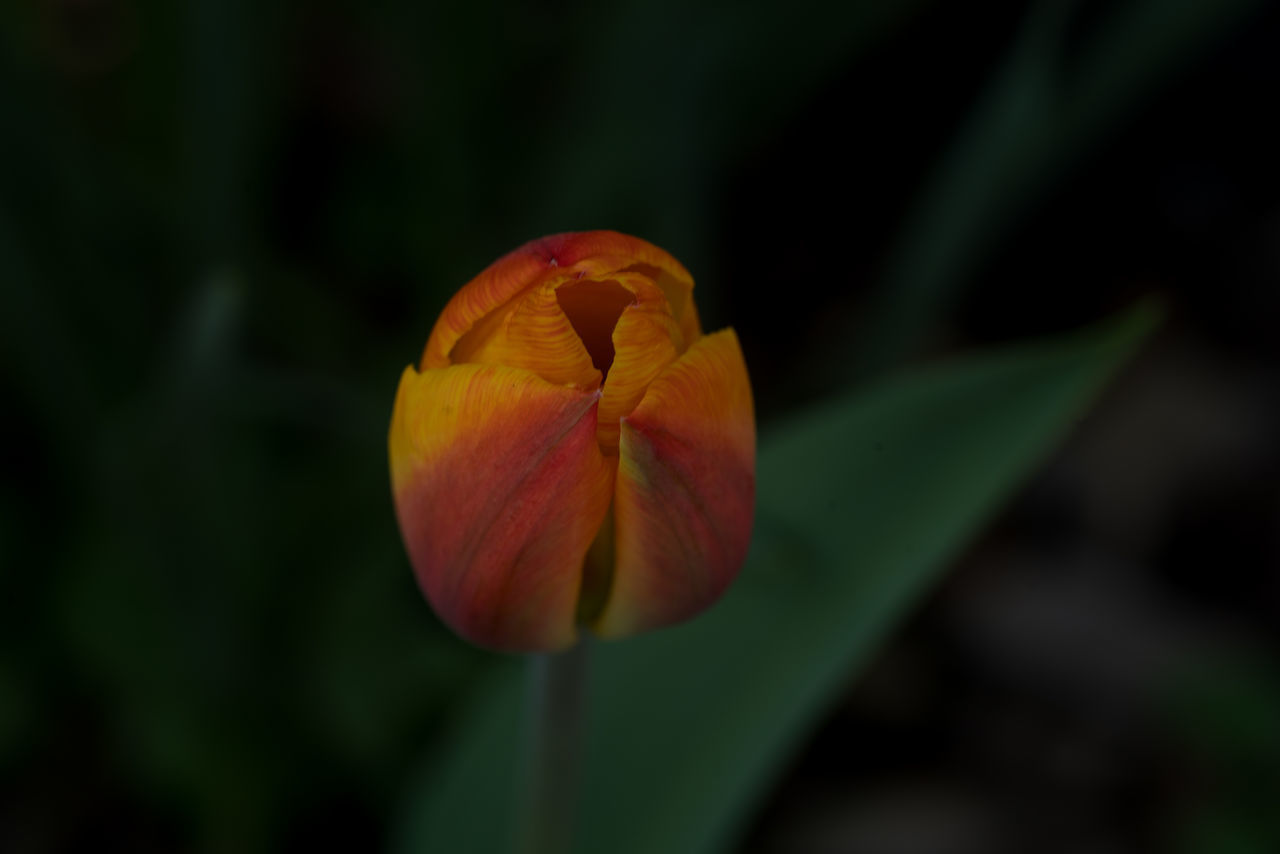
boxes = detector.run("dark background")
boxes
[2,1,1277,852]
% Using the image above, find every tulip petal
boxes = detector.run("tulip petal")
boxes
[595,329,755,638]
[620,262,701,347]
[389,363,614,651]
[423,231,695,369]
[676,297,702,348]
[554,277,638,377]
[452,281,603,391]
[596,273,683,453]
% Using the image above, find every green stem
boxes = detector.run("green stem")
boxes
[517,641,589,854]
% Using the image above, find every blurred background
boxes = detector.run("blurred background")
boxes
[1,0,1277,852]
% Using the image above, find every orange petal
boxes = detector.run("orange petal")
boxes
[422,231,695,369]
[389,363,614,651]
[596,273,683,453]
[676,297,702,348]
[620,261,700,347]
[452,280,602,391]
[554,276,637,378]
[594,329,755,638]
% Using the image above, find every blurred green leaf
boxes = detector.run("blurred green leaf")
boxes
[854,0,1262,374]
[1167,654,1280,854]
[394,301,1159,854]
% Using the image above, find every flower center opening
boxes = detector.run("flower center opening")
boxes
[556,279,633,381]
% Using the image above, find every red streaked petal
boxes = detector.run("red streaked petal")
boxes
[452,281,602,391]
[594,329,755,638]
[389,363,614,651]
[542,230,693,289]
[422,231,695,369]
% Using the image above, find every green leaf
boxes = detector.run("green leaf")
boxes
[853,0,1262,375]
[393,303,1159,854]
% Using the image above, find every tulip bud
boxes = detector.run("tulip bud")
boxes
[389,231,755,651]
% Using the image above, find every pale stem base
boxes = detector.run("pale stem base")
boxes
[517,641,589,854]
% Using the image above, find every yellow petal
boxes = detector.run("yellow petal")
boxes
[452,279,602,391]
[423,231,696,369]
[554,276,637,377]
[618,260,700,345]
[596,273,683,453]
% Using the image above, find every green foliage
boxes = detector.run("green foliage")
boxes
[1167,655,1280,854]
[853,0,1263,375]
[395,304,1158,854]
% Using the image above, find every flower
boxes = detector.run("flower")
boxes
[388,231,755,652]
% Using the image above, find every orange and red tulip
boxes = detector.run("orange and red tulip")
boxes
[389,231,755,652]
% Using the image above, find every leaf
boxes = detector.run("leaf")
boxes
[393,302,1159,854]
[852,0,1262,375]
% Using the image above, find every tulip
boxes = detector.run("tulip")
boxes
[389,231,754,652]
